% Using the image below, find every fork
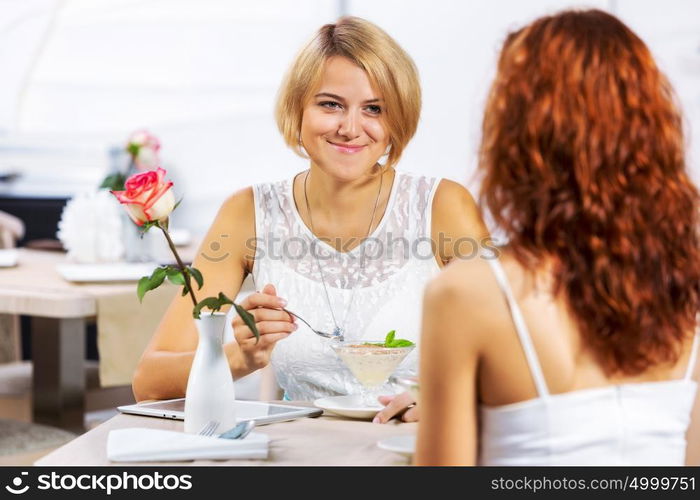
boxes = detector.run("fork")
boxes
[197,420,220,437]
[219,419,255,440]
[197,420,255,440]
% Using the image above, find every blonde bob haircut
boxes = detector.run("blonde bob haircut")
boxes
[275,16,421,169]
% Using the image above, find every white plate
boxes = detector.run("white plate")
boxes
[377,434,416,457]
[56,262,158,282]
[0,249,18,267]
[313,395,383,420]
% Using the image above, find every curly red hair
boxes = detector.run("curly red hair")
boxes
[479,9,700,375]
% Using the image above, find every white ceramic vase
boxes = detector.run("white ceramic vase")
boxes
[183,311,237,434]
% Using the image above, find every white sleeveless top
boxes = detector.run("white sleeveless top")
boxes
[251,171,442,401]
[480,258,699,465]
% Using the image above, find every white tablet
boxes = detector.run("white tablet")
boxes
[117,398,322,425]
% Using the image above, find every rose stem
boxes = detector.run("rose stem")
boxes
[156,221,198,309]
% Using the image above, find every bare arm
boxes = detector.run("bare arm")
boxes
[414,265,483,465]
[132,188,256,401]
[432,179,490,267]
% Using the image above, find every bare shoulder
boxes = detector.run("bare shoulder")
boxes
[210,187,255,243]
[426,256,494,307]
[196,186,256,271]
[431,180,489,265]
[432,179,479,215]
[220,186,255,217]
[434,178,475,200]
[213,187,256,239]
[423,256,500,349]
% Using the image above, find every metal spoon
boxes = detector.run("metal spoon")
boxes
[219,419,255,440]
[282,308,344,341]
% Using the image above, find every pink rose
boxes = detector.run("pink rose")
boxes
[111,167,175,225]
[127,130,161,170]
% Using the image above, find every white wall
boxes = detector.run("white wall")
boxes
[0,0,339,234]
[0,0,698,236]
[615,0,700,184]
[348,0,700,189]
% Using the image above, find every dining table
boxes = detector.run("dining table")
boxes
[34,405,417,466]
[0,248,182,432]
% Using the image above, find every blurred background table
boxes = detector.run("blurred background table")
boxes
[0,248,180,432]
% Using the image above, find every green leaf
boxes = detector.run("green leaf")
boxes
[234,303,260,344]
[385,330,396,345]
[188,267,204,290]
[165,267,186,286]
[216,292,234,308]
[388,339,415,348]
[137,277,151,303]
[100,173,126,191]
[192,292,234,320]
[173,197,184,211]
[136,267,167,302]
[193,298,218,319]
[150,266,167,289]
[372,329,414,348]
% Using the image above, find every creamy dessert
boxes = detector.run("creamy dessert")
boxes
[332,342,414,388]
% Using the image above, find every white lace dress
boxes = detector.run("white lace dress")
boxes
[251,171,442,401]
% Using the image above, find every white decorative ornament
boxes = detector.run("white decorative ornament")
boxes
[57,190,125,263]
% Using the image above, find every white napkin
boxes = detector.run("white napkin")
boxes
[107,428,269,462]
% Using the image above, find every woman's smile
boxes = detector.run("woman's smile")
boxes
[326,140,367,154]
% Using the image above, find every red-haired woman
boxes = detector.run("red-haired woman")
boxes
[415,9,700,465]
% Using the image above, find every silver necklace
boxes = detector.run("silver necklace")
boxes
[303,169,383,339]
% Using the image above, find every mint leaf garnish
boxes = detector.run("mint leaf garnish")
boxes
[383,330,414,348]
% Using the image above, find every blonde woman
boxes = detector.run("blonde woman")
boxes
[133,17,488,414]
